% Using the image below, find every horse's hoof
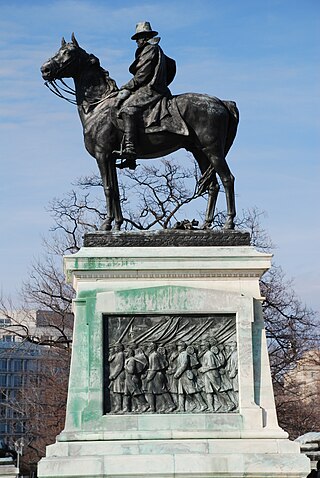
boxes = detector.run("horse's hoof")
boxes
[200,222,211,230]
[99,220,112,232]
[223,222,235,230]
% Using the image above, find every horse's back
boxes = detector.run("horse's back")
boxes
[175,93,238,123]
[174,93,239,148]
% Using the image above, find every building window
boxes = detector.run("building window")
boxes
[0,359,7,371]
[9,390,16,400]
[12,359,22,372]
[0,422,8,433]
[0,390,8,401]
[0,375,7,386]
[14,421,26,434]
[26,359,37,372]
[2,335,15,343]
[12,375,22,387]
[0,318,11,325]
[12,410,22,419]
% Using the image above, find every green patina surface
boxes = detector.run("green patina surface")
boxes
[77,288,104,300]
[73,257,136,270]
[68,398,85,429]
[115,285,194,313]
[82,401,103,425]
[70,294,104,428]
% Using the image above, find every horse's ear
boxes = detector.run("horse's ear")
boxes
[71,33,79,48]
[61,37,66,47]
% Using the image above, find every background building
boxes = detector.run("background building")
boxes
[285,350,320,403]
[0,340,42,444]
[0,310,73,449]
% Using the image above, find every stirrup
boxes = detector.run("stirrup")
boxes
[116,158,137,170]
[113,137,137,169]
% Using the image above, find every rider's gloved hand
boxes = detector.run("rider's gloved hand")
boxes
[115,88,131,108]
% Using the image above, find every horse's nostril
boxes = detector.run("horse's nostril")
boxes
[41,65,52,79]
[41,63,51,73]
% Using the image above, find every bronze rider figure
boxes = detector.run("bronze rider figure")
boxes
[115,21,176,169]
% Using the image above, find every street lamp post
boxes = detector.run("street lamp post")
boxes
[14,438,24,475]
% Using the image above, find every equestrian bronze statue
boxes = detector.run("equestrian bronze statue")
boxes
[41,24,239,231]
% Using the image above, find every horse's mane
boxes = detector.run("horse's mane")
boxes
[102,69,119,94]
[84,51,119,94]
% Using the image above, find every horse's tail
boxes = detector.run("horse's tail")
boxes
[222,101,239,156]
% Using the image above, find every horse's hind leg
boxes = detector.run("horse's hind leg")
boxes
[204,173,220,228]
[203,147,236,230]
[192,149,220,228]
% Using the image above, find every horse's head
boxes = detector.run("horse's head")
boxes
[41,33,89,81]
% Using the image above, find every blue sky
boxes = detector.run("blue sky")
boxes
[0,0,319,310]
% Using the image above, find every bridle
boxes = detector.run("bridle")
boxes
[44,50,118,107]
[44,54,79,105]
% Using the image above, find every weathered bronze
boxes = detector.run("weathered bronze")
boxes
[104,314,238,414]
[41,29,239,231]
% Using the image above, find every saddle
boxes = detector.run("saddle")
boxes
[113,96,189,137]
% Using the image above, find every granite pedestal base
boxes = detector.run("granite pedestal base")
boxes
[39,437,307,478]
[38,232,310,478]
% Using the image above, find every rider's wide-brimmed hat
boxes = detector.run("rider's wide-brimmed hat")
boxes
[131,21,158,40]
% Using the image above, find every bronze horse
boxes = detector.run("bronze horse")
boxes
[41,35,239,230]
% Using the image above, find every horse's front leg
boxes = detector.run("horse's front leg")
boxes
[109,156,123,231]
[95,152,114,231]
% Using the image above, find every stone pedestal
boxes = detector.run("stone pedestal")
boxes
[38,231,310,478]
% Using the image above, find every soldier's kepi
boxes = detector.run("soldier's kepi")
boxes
[115,21,176,169]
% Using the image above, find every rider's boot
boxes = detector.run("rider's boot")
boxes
[120,112,138,170]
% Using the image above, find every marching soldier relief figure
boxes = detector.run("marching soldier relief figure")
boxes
[217,343,238,411]
[115,21,176,170]
[108,343,125,413]
[166,344,180,406]
[225,341,239,408]
[123,347,149,413]
[145,343,175,413]
[174,341,207,413]
[198,341,222,412]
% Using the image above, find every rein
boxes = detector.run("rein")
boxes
[45,80,77,105]
[45,79,118,107]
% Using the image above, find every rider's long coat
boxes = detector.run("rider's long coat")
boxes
[120,40,176,114]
